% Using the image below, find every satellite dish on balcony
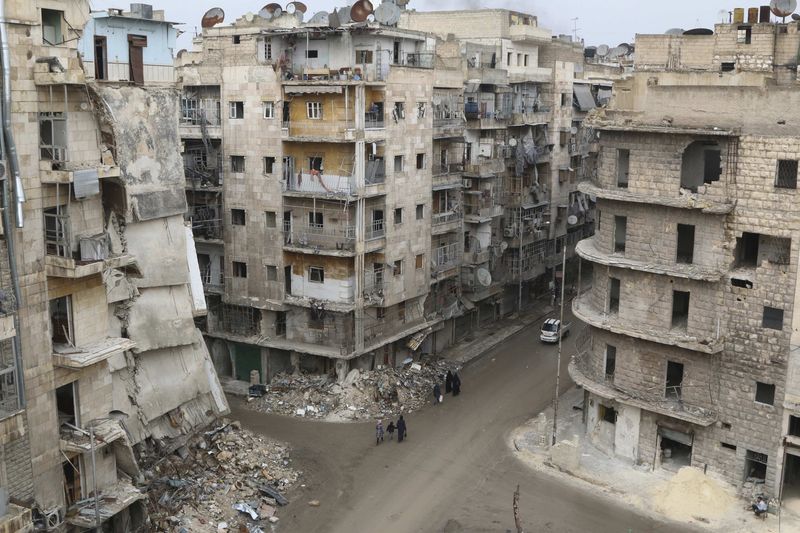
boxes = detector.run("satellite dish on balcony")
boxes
[500,241,508,252]
[567,215,579,225]
[476,268,492,287]
[201,7,225,28]
[509,138,518,147]
[375,1,401,25]
[771,0,797,18]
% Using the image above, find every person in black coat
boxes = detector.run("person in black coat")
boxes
[433,383,442,405]
[396,415,407,442]
[452,372,461,396]
[445,370,453,394]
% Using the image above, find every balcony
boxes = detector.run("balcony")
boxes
[464,194,503,223]
[33,53,85,85]
[578,181,734,215]
[201,269,224,295]
[179,98,222,138]
[433,163,464,190]
[53,337,136,369]
[576,238,725,282]
[283,222,356,256]
[432,211,462,235]
[363,267,386,304]
[464,247,491,265]
[365,219,386,253]
[508,24,552,43]
[284,171,356,197]
[282,118,356,142]
[432,243,462,280]
[189,206,223,243]
[60,418,127,455]
[509,110,550,127]
[572,293,723,354]
[40,160,120,184]
[464,158,506,177]
[66,480,144,530]
[365,110,385,130]
[433,118,465,139]
[466,66,508,86]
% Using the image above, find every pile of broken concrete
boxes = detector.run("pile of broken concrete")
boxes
[145,420,300,532]
[248,359,459,421]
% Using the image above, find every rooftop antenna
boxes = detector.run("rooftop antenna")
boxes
[771,0,798,21]
[717,9,729,23]
[201,7,225,28]
[571,17,580,41]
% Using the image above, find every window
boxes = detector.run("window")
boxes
[665,361,684,399]
[561,93,568,107]
[94,36,107,80]
[755,381,775,406]
[231,156,245,173]
[262,39,272,61]
[616,149,630,188]
[355,50,373,63]
[417,102,426,119]
[265,211,277,228]
[676,224,695,264]
[763,306,784,330]
[731,278,754,289]
[309,266,324,283]
[608,277,620,314]
[263,101,275,119]
[39,112,67,161]
[231,208,246,226]
[398,301,406,322]
[393,102,405,120]
[671,290,690,329]
[735,232,759,267]
[681,142,721,190]
[789,415,800,437]
[50,295,73,345]
[523,54,529,67]
[613,216,627,253]
[306,49,319,59]
[737,25,752,44]
[721,61,735,72]
[309,309,324,330]
[776,160,798,189]
[599,404,617,424]
[233,261,247,278]
[229,101,244,119]
[308,211,323,228]
[307,102,322,119]
[42,9,64,45]
[517,53,522,65]
[605,345,616,379]
[394,208,403,225]
[416,204,424,220]
[266,265,278,281]
[263,156,276,174]
[416,153,426,170]
[415,254,424,269]
[276,311,286,336]
[507,52,512,66]
[44,206,69,257]
[308,156,323,171]
[721,442,737,451]
[394,260,403,276]
[744,450,768,481]
[232,35,241,44]
[394,155,404,172]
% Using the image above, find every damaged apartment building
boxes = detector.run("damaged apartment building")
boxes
[179,3,613,385]
[0,1,227,531]
[570,9,800,501]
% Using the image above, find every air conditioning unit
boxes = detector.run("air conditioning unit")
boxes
[503,226,515,238]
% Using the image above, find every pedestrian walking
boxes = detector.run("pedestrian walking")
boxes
[433,383,442,405]
[375,420,384,445]
[396,415,407,442]
[452,372,461,396]
[445,370,453,394]
[386,420,396,440]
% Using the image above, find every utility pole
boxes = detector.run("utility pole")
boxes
[552,245,567,446]
[571,18,581,42]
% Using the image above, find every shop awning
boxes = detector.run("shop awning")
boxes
[658,426,693,446]
[284,85,343,94]
[573,84,596,112]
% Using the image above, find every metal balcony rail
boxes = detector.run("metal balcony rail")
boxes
[366,219,386,240]
[432,211,461,226]
[285,172,356,195]
[180,98,221,126]
[433,242,461,270]
[432,162,465,176]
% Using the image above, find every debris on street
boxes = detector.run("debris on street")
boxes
[248,359,460,421]
[145,420,301,531]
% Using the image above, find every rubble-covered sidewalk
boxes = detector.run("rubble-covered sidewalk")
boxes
[510,387,784,533]
[145,420,300,531]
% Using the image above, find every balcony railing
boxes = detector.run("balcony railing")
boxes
[432,162,464,177]
[285,172,356,196]
[190,206,223,241]
[365,111,385,129]
[283,222,356,252]
[432,211,461,226]
[400,52,434,69]
[363,266,386,297]
[365,159,386,185]
[180,98,221,126]
[433,242,461,271]
[44,212,71,258]
[201,267,224,294]
[366,220,386,240]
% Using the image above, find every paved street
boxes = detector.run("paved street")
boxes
[231,311,695,532]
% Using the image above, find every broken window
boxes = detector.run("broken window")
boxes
[275,311,286,336]
[393,102,405,120]
[63,460,81,506]
[744,450,768,481]
[789,415,800,437]
[665,360,684,399]
[263,157,275,174]
[308,156,323,172]
[39,112,68,162]
[309,266,324,283]
[308,211,323,228]
[416,204,424,220]
[394,208,403,225]
[737,25,752,44]
[763,306,784,330]
[415,254,424,269]
[676,224,695,264]
[306,102,322,119]
[681,141,721,191]
[355,50,373,63]
[233,261,247,278]
[229,101,244,119]
[50,295,73,345]
[776,160,798,189]
[231,156,245,173]
[613,216,627,253]
[608,277,620,314]
[721,61,735,72]
[309,309,324,330]
[599,404,617,424]
[394,155,404,173]
[616,149,629,188]
[263,102,275,119]
[394,260,403,276]
[605,345,616,380]
[94,36,107,80]
[671,290,690,330]
[416,153,426,170]
[265,211,277,228]
[56,381,78,427]
[231,209,246,226]
[731,278,753,289]
[755,381,775,406]
[44,206,70,257]
[42,9,64,45]
[735,232,759,267]
[232,35,241,44]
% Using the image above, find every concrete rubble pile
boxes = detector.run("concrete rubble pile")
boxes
[145,420,300,532]
[249,359,459,421]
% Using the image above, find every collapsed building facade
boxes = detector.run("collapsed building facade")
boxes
[570,13,800,499]
[0,1,227,530]
[180,4,614,384]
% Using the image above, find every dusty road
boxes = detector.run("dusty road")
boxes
[232,313,694,532]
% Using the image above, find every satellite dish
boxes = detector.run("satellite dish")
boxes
[432,95,442,106]
[607,46,626,58]
[771,0,798,17]
[264,3,283,17]
[665,28,685,35]
[570,126,578,135]
[476,268,492,287]
[683,28,713,35]
[244,12,255,22]
[351,0,374,22]
[201,7,225,28]
[395,0,409,6]
[309,10,330,24]
[500,241,509,252]
[508,138,518,147]
[596,44,610,57]
[793,12,800,19]
[258,6,273,19]
[287,1,308,14]
[375,1,401,25]
[567,215,579,225]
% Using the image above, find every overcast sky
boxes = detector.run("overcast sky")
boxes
[89,0,758,50]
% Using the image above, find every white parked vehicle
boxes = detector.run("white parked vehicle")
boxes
[540,318,570,343]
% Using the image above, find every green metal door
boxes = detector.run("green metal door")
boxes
[233,342,262,382]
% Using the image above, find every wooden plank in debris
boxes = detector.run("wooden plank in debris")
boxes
[258,484,289,506]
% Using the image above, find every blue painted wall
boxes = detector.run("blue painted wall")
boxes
[78,15,177,66]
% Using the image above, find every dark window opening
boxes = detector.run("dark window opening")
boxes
[266,265,277,281]
[722,422,732,430]
[306,49,319,59]
[94,36,107,80]
[231,208,246,226]
[660,435,693,468]
[776,160,798,189]
[394,208,403,224]
[676,224,695,264]
[63,460,81,506]
[265,211,277,228]
[416,153,425,169]
[42,9,64,45]
[614,216,627,253]
[735,232,759,267]
[394,155,404,172]
[721,442,737,451]
[231,155,245,173]
[599,404,617,424]
[308,211,323,228]
[377,307,386,319]
[232,35,241,44]
[789,415,800,437]
[737,25,752,44]
[755,381,775,406]
[745,450,768,481]
[229,101,244,119]
[665,360,684,400]
[763,306,784,330]
[309,309,324,330]
[608,277,620,314]
[721,62,735,72]
[731,278,753,289]
[671,290,690,330]
[50,295,72,345]
[309,266,324,283]
[56,382,77,427]
[616,148,629,188]
[233,261,247,278]
[605,345,616,379]
[681,141,721,191]
[263,156,276,174]
[308,156,323,171]
[416,204,424,220]
[276,311,286,336]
